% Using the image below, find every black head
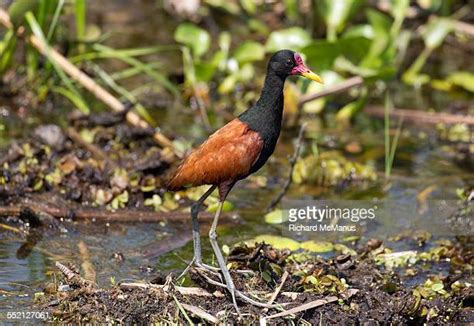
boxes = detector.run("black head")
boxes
[267,49,297,77]
[267,49,323,83]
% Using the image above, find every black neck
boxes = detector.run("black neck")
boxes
[255,70,286,109]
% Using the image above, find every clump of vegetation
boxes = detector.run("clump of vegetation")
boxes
[36,240,472,324]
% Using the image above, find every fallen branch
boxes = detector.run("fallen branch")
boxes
[298,76,364,107]
[181,303,219,324]
[0,9,177,156]
[265,296,338,320]
[0,204,235,223]
[364,106,474,126]
[267,124,306,211]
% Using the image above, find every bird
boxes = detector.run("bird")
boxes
[167,49,322,313]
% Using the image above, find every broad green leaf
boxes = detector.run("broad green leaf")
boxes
[265,27,312,52]
[301,240,334,253]
[301,40,339,71]
[233,41,265,63]
[207,200,234,212]
[264,209,287,224]
[445,72,474,92]
[247,235,300,251]
[318,0,359,40]
[422,17,454,49]
[343,24,375,39]
[359,9,394,69]
[174,23,210,58]
[240,0,256,14]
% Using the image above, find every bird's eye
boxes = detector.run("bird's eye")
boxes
[286,59,292,66]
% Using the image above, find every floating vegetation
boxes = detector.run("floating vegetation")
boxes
[292,151,377,186]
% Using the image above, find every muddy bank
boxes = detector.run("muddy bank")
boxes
[36,241,472,324]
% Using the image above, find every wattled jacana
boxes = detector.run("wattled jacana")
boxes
[168,49,322,312]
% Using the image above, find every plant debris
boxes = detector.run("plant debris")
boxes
[36,241,472,324]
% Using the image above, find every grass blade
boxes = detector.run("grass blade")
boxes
[47,0,65,41]
[384,93,390,177]
[172,295,193,326]
[75,0,86,40]
[52,86,89,113]
[25,11,89,114]
[91,63,155,125]
[0,29,17,74]
[384,93,403,178]
[90,44,179,96]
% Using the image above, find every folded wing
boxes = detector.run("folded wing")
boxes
[167,119,263,191]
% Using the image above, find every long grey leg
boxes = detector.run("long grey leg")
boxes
[209,200,241,316]
[191,185,216,264]
[177,185,216,280]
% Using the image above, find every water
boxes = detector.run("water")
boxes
[0,0,473,314]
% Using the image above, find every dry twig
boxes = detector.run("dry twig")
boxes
[298,76,364,107]
[364,106,474,126]
[267,124,306,211]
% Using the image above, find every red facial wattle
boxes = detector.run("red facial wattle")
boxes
[290,53,323,84]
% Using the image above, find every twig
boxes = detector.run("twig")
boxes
[66,127,116,168]
[0,222,22,234]
[298,76,364,107]
[181,303,219,324]
[119,282,215,297]
[267,124,306,211]
[55,261,95,288]
[0,204,235,223]
[454,20,474,37]
[265,296,338,319]
[0,8,177,156]
[262,270,289,314]
[173,295,194,325]
[364,105,474,126]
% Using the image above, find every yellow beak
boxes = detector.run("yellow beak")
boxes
[301,71,324,84]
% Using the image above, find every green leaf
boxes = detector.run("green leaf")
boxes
[249,235,300,251]
[264,209,287,224]
[207,200,234,213]
[318,0,359,41]
[52,86,89,114]
[174,23,210,58]
[301,40,340,71]
[363,9,392,66]
[446,71,474,92]
[265,27,312,52]
[422,17,454,49]
[8,0,39,26]
[233,41,265,63]
[75,0,86,41]
[301,240,334,253]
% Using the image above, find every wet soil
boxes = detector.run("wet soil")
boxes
[36,242,473,324]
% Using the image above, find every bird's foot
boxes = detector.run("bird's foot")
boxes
[177,257,221,281]
[195,268,281,309]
